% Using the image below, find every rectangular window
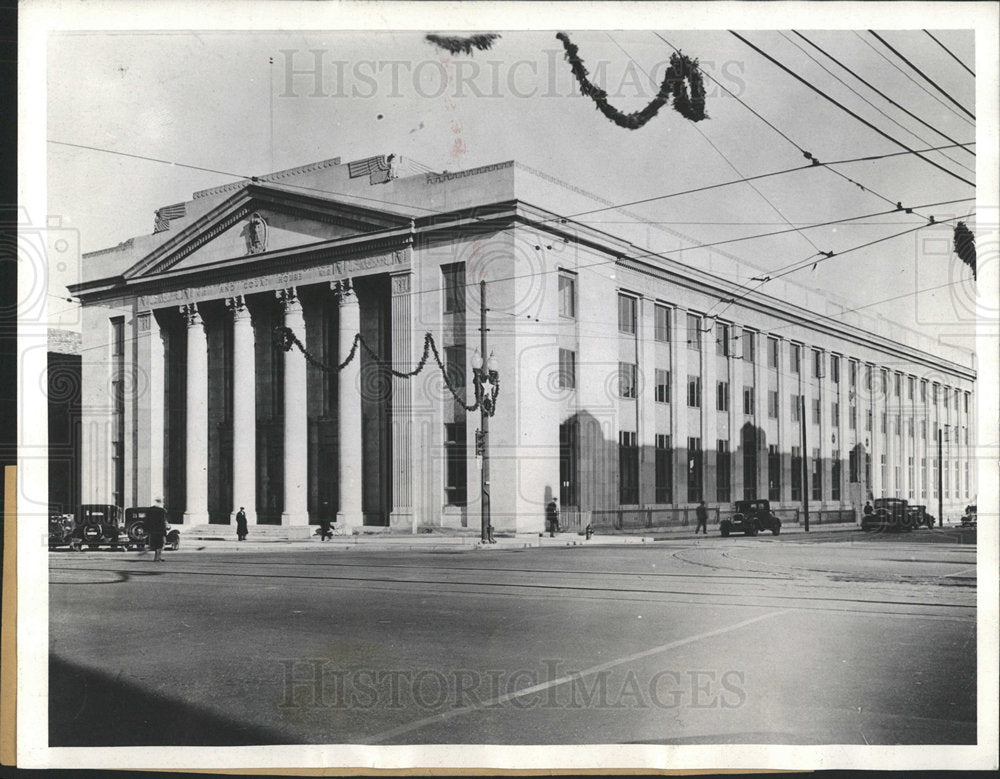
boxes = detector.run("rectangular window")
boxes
[865,364,872,391]
[558,348,576,389]
[442,263,465,314]
[896,413,902,437]
[791,343,801,374]
[907,376,914,400]
[907,417,914,438]
[619,431,639,505]
[813,349,824,378]
[560,420,578,506]
[881,370,888,397]
[932,383,938,404]
[894,373,901,397]
[742,428,758,500]
[716,321,730,356]
[768,390,779,419]
[812,398,821,425]
[768,444,781,501]
[881,412,887,434]
[687,375,702,408]
[716,380,729,412]
[655,434,672,504]
[791,394,803,422]
[791,445,802,501]
[866,409,872,431]
[849,405,857,430]
[687,437,703,503]
[686,313,701,350]
[964,392,969,413]
[907,456,915,499]
[654,304,671,342]
[921,380,927,402]
[881,454,888,495]
[831,401,840,427]
[921,458,928,499]
[619,362,637,399]
[655,368,671,403]
[943,386,950,409]
[849,448,859,482]
[444,422,467,506]
[716,440,731,503]
[944,457,949,498]
[954,391,959,411]
[850,360,857,388]
[812,449,822,500]
[558,273,576,319]
[618,294,636,334]
[742,330,755,362]
[743,386,755,416]
[767,336,779,369]
[444,345,466,388]
[921,420,927,440]
[831,355,840,384]
[831,452,841,501]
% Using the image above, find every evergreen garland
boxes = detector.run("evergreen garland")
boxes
[953,221,976,280]
[555,32,708,129]
[425,33,502,56]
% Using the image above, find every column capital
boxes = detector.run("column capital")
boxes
[276,287,302,314]
[226,295,251,321]
[390,272,411,296]
[332,279,357,305]
[180,302,203,328]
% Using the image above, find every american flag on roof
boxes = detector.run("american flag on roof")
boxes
[347,155,389,179]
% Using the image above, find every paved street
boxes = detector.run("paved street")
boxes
[49,529,976,746]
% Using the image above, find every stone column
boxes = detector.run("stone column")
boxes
[390,272,415,529]
[335,280,364,529]
[278,288,309,525]
[148,314,166,504]
[227,296,256,523]
[181,303,209,524]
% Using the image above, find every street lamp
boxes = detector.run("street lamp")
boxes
[471,281,499,543]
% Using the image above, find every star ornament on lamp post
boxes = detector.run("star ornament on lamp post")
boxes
[472,349,499,418]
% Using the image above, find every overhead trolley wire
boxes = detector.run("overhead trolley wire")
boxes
[729,31,975,188]
[868,31,975,121]
[785,30,976,173]
[923,30,975,78]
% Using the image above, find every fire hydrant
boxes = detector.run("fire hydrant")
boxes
[585,523,593,540]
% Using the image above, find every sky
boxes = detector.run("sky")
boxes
[43,23,986,353]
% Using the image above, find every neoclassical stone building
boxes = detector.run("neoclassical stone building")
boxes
[70,154,977,532]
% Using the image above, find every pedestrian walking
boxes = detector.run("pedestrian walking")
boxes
[148,498,168,562]
[695,500,708,535]
[546,499,559,537]
[863,501,874,517]
[235,506,248,541]
[318,517,333,541]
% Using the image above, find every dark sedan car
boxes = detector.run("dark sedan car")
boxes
[862,498,912,533]
[721,499,782,537]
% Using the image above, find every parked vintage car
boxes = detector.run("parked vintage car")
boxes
[721,499,782,537]
[862,497,912,533]
[48,512,80,550]
[907,504,936,529]
[961,504,977,527]
[124,506,180,551]
[74,504,127,549]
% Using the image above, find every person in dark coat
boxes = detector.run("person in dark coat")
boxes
[318,517,333,541]
[546,499,559,537]
[863,501,874,517]
[695,501,708,535]
[148,499,168,562]
[235,507,249,541]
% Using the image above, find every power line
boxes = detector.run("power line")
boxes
[789,31,975,171]
[729,31,975,188]
[923,30,975,78]
[868,31,975,121]
[779,31,973,175]
[853,31,974,128]
[652,32,966,217]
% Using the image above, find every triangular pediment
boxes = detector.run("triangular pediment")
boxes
[123,183,414,279]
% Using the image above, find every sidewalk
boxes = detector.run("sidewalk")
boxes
[171,520,864,553]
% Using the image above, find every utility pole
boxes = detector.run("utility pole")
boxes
[937,427,944,527]
[801,394,810,531]
[479,280,491,544]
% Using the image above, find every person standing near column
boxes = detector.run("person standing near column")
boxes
[148,498,167,562]
[696,500,708,535]
[235,506,248,541]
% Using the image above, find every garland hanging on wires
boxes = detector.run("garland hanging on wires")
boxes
[425,33,502,56]
[555,32,708,129]
[953,221,976,280]
[275,326,499,416]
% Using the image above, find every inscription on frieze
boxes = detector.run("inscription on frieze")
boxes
[137,249,408,309]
